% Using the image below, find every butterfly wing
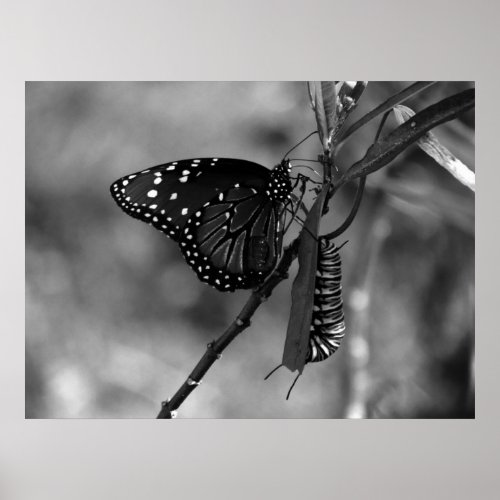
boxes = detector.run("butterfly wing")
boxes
[110,158,271,242]
[178,185,286,291]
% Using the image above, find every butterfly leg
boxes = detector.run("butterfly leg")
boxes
[282,174,309,234]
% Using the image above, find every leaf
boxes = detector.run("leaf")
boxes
[308,81,337,153]
[337,81,438,148]
[321,81,337,138]
[393,105,475,192]
[282,183,329,374]
[341,88,475,184]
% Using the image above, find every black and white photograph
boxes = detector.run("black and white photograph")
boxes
[6,0,500,498]
[26,81,475,419]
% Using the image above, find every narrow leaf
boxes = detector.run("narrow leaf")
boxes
[337,81,438,148]
[282,183,329,374]
[308,81,337,153]
[321,81,337,140]
[341,88,475,183]
[393,105,475,191]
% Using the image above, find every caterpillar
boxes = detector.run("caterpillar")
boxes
[306,237,346,363]
[264,236,347,398]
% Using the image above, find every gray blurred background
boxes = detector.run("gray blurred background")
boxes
[25,82,474,418]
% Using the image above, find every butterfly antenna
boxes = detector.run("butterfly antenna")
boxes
[282,131,318,160]
[290,164,322,180]
[264,364,284,380]
[289,158,322,164]
[286,373,302,400]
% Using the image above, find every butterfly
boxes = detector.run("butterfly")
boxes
[110,157,296,292]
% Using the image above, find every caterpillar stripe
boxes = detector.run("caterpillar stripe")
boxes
[306,237,346,363]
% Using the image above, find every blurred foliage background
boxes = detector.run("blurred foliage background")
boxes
[26,82,474,418]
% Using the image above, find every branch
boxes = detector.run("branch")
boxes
[340,88,475,184]
[323,176,366,240]
[336,81,438,149]
[157,238,300,418]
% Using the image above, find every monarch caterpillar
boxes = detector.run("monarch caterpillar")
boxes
[265,236,347,397]
[306,236,346,363]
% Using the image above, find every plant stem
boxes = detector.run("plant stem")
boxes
[337,81,437,149]
[157,238,300,418]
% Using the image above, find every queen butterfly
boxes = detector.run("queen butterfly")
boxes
[306,236,346,363]
[110,157,296,292]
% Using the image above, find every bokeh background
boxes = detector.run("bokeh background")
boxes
[26,82,474,418]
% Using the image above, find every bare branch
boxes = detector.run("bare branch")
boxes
[340,88,475,184]
[157,239,300,418]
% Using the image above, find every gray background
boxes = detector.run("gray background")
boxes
[2,0,497,498]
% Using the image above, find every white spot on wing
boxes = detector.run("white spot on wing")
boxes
[147,190,158,198]
[181,208,188,215]
[170,193,177,200]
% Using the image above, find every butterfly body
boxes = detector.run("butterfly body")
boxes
[248,236,271,271]
[110,158,293,291]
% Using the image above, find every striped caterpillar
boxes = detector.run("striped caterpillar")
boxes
[306,237,346,363]
[265,237,347,398]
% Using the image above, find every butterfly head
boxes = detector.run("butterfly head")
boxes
[268,159,293,202]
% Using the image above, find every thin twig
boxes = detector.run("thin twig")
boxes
[157,238,300,418]
[323,177,366,240]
